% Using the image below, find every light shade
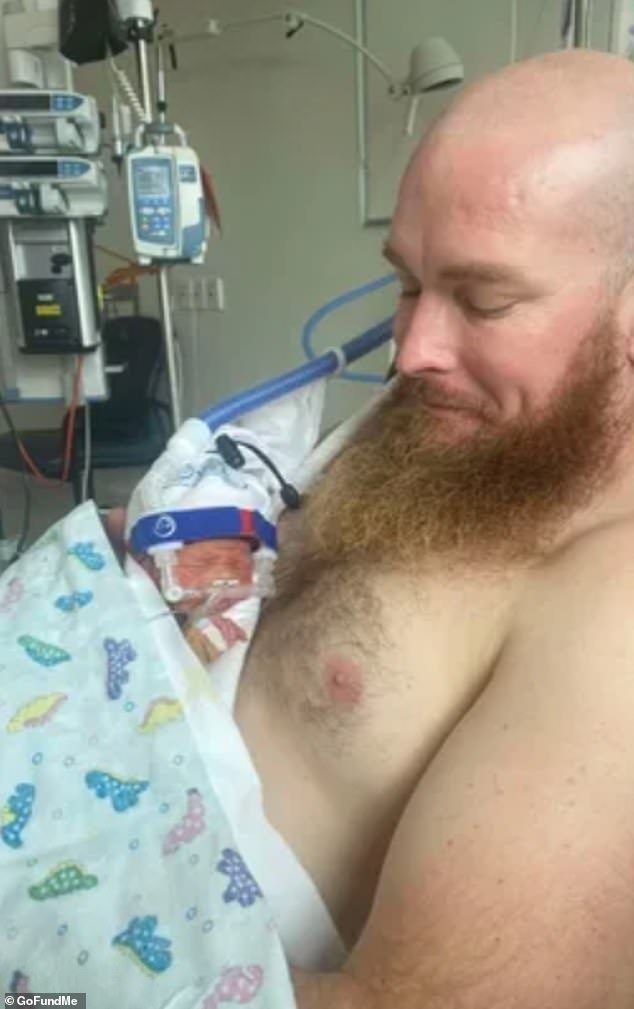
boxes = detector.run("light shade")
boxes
[407,36,464,94]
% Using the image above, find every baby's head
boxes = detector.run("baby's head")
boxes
[124,417,279,663]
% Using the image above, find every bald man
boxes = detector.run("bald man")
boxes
[231,49,634,1008]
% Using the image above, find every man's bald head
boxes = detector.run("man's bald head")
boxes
[432,49,634,141]
[402,49,634,282]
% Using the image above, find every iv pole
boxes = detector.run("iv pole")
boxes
[124,15,183,432]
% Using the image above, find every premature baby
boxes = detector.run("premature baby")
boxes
[123,390,324,667]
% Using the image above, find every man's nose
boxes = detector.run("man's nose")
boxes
[395,295,459,377]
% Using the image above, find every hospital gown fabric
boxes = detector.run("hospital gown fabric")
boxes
[0,501,297,1009]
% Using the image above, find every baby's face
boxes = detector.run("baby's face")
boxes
[171,538,254,613]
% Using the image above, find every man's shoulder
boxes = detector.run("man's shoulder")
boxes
[539,513,634,591]
[478,516,634,744]
[508,514,634,677]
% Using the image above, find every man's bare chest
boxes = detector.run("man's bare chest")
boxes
[239,562,519,796]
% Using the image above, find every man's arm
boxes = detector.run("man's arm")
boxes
[294,527,634,1009]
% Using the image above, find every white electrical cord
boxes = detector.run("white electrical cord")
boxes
[108,59,149,125]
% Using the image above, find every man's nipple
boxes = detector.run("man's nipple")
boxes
[323,654,364,707]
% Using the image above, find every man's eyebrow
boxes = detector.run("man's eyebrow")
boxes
[382,245,525,287]
[439,262,526,286]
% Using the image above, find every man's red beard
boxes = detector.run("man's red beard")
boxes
[298,313,631,574]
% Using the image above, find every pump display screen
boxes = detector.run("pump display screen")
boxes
[0,161,57,176]
[136,164,170,197]
[0,94,49,111]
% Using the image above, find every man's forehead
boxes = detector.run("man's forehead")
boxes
[389,141,528,264]
[387,140,607,282]
[385,145,532,277]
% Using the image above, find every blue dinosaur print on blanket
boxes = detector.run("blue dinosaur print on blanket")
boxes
[104,639,136,700]
[67,542,106,571]
[1,784,35,849]
[85,770,148,812]
[55,591,93,613]
[112,916,172,975]
[216,848,263,908]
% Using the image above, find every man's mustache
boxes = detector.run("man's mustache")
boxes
[389,371,491,420]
